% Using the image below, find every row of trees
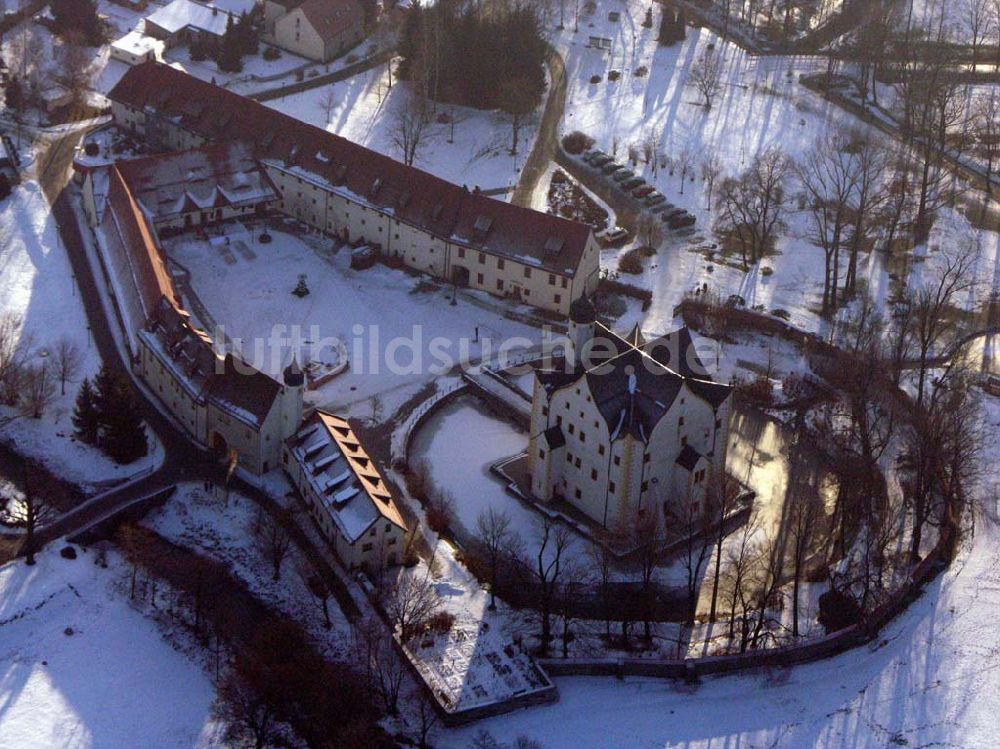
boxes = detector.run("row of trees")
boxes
[73,365,148,464]
[195,11,261,73]
[398,0,546,118]
[115,522,393,748]
[0,313,81,420]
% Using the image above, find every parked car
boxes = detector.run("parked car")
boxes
[350,245,376,269]
[620,176,645,191]
[662,207,685,220]
[600,226,630,246]
[602,160,625,175]
[632,184,655,199]
[612,169,635,182]
[669,212,696,229]
[645,192,666,206]
[984,375,1000,397]
[590,153,614,168]
[584,150,608,165]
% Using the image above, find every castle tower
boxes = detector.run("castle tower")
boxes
[280,356,305,439]
[567,296,596,366]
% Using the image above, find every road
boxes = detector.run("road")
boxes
[511,46,567,208]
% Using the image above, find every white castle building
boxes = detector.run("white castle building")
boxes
[527,298,733,531]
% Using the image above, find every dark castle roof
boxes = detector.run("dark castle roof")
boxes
[537,324,732,443]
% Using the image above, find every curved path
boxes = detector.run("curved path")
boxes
[511,46,567,208]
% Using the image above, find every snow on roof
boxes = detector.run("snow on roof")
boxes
[146,0,232,37]
[115,142,278,225]
[108,63,594,278]
[111,29,163,57]
[288,411,407,543]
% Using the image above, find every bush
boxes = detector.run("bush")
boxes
[424,611,456,636]
[608,69,621,82]
[84,141,99,157]
[590,74,602,84]
[562,131,595,155]
[618,247,648,275]
[634,65,648,77]
[817,588,861,634]
[262,46,281,61]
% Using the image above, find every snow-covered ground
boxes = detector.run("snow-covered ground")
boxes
[439,491,1000,748]
[142,481,354,655]
[0,547,222,748]
[542,1,1000,336]
[263,70,539,197]
[0,183,161,487]
[163,222,542,409]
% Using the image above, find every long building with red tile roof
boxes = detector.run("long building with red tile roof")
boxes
[108,62,600,316]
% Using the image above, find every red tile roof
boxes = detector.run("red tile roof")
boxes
[295,0,362,43]
[108,62,592,276]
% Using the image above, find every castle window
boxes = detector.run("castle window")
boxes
[716,418,722,429]
[609,481,616,493]
[574,457,581,468]
[679,416,685,427]
[644,453,650,463]
[524,267,532,279]
[542,406,548,416]
[479,252,485,264]
[614,455,621,466]
[575,488,581,499]
[477,273,484,285]
[580,431,586,443]
[641,481,648,492]
[549,274,556,285]
[498,258,505,270]
[591,469,597,480]
[566,451,572,463]
[555,294,562,304]
[561,277,568,289]
[539,449,546,459]
[458,247,465,258]
[598,445,605,455]
[568,423,575,434]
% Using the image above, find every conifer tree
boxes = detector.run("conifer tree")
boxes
[72,377,99,444]
[217,15,244,73]
[93,366,148,463]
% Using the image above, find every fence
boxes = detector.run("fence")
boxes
[393,380,469,463]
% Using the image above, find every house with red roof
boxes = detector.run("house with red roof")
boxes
[107,62,601,316]
[262,0,364,62]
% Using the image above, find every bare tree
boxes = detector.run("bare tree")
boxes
[56,34,91,105]
[382,569,441,641]
[5,463,58,565]
[700,151,723,210]
[22,363,55,419]
[796,133,861,314]
[675,148,695,195]
[257,508,294,582]
[0,312,32,406]
[475,507,516,610]
[409,687,439,749]
[299,564,334,629]
[53,337,82,396]
[390,93,430,166]
[963,0,993,69]
[588,538,615,640]
[688,47,725,109]
[707,475,741,623]
[318,86,338,125]
[624,509,661,641]
[523,516,573,655]
[972,89,1000,199]
[669,494,713,654]
[369,393,384,425]
[787,495,820,638]
[498,77,537,156]
[715,148,788,269]
[911,248,978,407]
[213,659,283,749]
[842,134,889,299]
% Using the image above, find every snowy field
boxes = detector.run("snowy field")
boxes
[163,222,541,409]
[0,548,221,749]
[542,0,1000,335]
[0,183,160,487]
[264,70,539,197]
